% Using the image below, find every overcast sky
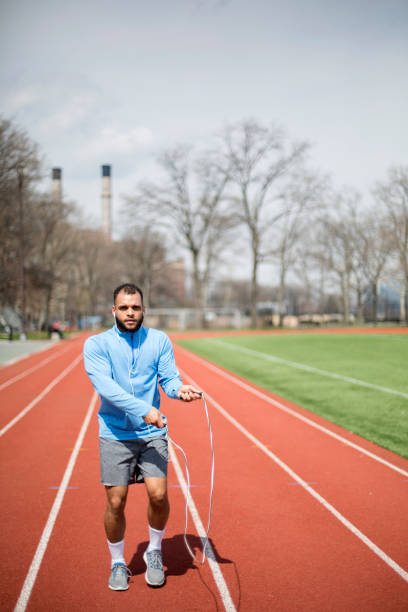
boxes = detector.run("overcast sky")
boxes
[1,0,407,243]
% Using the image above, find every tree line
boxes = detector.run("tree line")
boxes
[1,116,407,331]
[0,117,178,332]
[123,119,408,326]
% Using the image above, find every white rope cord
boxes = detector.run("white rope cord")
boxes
[169,393,215,565]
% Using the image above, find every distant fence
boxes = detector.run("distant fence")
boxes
[141,309,358,330]
[144,308,249,330]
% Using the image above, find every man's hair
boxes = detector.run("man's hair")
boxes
[113,283,144,304]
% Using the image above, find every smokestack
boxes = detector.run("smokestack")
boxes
[52,167,62,203]
[101,164,112,238]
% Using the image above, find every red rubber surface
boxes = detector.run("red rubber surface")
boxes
[1,330,408,611]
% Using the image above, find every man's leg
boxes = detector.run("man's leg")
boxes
[143,477,168,586]
[104,485,128,543]
[104,485,131,590]
[144,477,169,532]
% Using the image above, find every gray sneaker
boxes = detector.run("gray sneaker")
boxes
[143,549,165,587]
[108,562,131,591]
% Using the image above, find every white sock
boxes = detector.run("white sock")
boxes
[107,538,125,567]
[147,525,166,552]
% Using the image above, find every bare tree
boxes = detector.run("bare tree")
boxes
[266,170,327,325]
[26,195,77,326]
[374,166,408,322]
[317,191,361,324]
[120,226,169,307]
[0,117,42,331]
[123,145,233,324]
[353,207,393,324]
[72,229,117,315]
[220,119,310,326]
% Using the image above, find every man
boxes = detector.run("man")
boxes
[83,283,201,591]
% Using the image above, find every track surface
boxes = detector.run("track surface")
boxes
[1,330,408,611]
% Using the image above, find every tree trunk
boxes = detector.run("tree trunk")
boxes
[144,270,152,309]
[278,265,285,327]
[372,281,378,325]
[192,251,202,328]
[401,282,407,323]
[341,274,350,324]
[355,286,364,324]
[44,286,53,326]
[319,265,325,316]
[250,253,258,328]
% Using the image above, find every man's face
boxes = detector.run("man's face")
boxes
[112,290,145,332]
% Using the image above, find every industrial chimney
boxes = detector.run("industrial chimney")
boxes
[52,167,62,204]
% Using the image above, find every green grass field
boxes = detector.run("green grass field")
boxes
[177,333,408,460]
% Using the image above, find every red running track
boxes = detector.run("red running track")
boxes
[1,332,408,611]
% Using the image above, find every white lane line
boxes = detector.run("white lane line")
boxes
[177,348,408,479]
[14,391,98,612]
[0,354,83,438]
[179,368,408,585]
[169,442,236,612]
[0,344,73,391]
[204,338,408,399]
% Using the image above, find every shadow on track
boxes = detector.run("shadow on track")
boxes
[128,534,241,610]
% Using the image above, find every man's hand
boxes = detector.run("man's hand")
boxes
[177,384,202,402]
[143,407,165,428]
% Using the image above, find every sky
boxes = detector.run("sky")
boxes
[1,0,408,262]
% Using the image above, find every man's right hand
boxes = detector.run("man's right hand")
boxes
[143,407,165,428]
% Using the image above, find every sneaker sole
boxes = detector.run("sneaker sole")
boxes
[108,584,129,591]
[143,551,165,587]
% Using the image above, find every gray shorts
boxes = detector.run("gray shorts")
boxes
[99,434,168,486]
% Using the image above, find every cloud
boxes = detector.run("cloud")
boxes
[35,93,97,134]
[2,85,41,113]
[81,125,154,158]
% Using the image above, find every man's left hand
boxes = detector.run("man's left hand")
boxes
[177,384,202,402]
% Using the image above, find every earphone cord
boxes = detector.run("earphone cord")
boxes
[115,323,154,438]
[168,393,214,565]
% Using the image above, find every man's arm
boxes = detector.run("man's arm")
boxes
[83,337,152,419]
[157,335,202,402]
[157,334,184,398]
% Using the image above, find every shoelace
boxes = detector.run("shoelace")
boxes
[112,563,132,578]
[147,550,163,570]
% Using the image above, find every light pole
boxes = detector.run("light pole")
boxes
[17,165,26,341]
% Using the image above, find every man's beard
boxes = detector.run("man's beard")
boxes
[116,314,144,333]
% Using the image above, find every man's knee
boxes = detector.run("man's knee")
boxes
[150,491,168,507]
[106,487,127,514]
[147,483,168,508]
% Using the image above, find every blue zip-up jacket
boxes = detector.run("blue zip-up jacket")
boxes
[83,325,183,440]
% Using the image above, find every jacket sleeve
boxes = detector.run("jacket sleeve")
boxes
[83,337,152,417]
[158,335,183,399]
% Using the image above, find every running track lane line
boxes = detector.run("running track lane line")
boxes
[177,348,408,479]
[169,442,236,612]
[179,368,408,586]
[205,338,408,400]
[13,391,98,612]
[0,344,73,391]
[0,354,83,438]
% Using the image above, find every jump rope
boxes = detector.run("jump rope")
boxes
[114,317,215,565]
